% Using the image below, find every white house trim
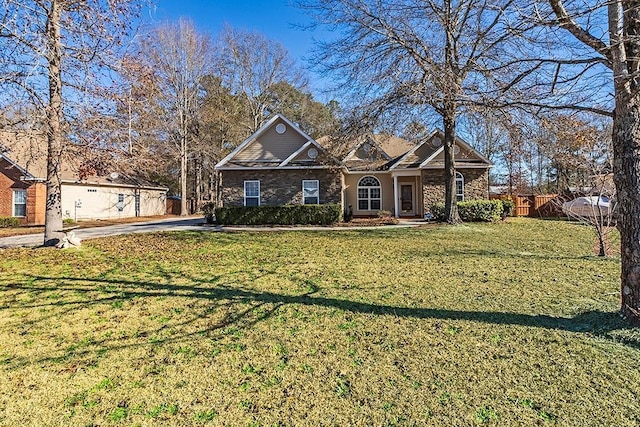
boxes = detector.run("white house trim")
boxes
[217,113,330,169]
[0,153,35,179]
[388,130,438,170]
[343,136,392,162]
[390,170,421,177]
[418,146,444,168]
[393,175,399,218]
[278,139,328,167]
[216,165,335,171]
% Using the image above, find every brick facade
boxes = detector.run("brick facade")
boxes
[220,169,342,207]
[422,168,489,212]
[0,159,37,224]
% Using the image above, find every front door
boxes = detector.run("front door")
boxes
[400,184,414,215]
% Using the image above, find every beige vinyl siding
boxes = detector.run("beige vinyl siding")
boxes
[431,144,479,163]
[351,145,386,161]
[235,119,308,161]
[343,173,394,216]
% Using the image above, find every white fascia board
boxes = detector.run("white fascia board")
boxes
[277,114,317,143]
[61,179,168,191]
[343,139,365,162]
[0,153,35,179]
[453,136,493,165]
[419,146,444,168]
[421,164,492,169]
[390,169,421,177]
[420,130,493,167]
[279,140,314,167]
[216,165,335,171]
[343,136,391,162]
[215,114,283,168]
[389,138,430,170]
[341,170,391,175]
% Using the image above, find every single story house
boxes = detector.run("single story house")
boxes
[215,114,492,218]
[0,131,168,225]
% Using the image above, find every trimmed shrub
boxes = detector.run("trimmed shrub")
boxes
[430,200,504,222]
[458,199,503,222]
[501,198,515,218]
[0,217,21,228]
[202,202,216,224]
[214,204,342,225]
[429,203,446,221]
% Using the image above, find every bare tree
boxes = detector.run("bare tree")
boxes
[0,0,143,245]
[299,0,532,223]
[518,1,640,322]
[217,25,307,133]
[136,19,212,216]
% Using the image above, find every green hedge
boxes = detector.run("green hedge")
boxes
[0,217,21,228]
[213,204,342,225]
[430,199,504,222]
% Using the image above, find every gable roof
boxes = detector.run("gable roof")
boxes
[0,130,76,180]
[389,130,492,170]
[215,114,338,169]
[0,130,168,190]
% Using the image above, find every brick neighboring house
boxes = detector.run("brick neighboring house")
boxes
[215,114,492,218]
[0,131,168,225]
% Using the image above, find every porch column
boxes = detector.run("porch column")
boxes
[393,174,399,218]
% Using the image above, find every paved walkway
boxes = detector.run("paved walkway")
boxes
[0,217,426,249]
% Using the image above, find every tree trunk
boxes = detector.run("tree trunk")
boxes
[443,105,460,224]
[194,158,201,212]
[44,0,64,246]
[609,1,640,323]
[613,97,640,323]
[180,137,188,216]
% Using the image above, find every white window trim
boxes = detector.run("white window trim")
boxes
[302,179,319,204]
[13,189,27,217]
[244,180,260,206]
[456,172,465,202]
[357,176,382,211]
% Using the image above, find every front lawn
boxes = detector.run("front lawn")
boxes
[0,218,638,426]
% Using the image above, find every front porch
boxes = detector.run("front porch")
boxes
[342,171,423,218]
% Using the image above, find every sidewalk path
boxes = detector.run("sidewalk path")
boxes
[0,217,425,248]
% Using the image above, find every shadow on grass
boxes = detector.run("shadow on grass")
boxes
[7,273,638,352]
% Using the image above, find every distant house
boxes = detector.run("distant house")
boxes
[215,114,492,218]
[0,131,168,225]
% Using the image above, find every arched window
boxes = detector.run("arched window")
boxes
[357,176,381,211]
[456,172,464,201]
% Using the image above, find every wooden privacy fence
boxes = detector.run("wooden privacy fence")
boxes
[514,194,560,217]
[490,194,561,217]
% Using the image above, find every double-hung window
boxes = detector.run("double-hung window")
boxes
[357,176,382,211]
[302,180,319,204]
[244,180,260,206]
[13,190,26,217]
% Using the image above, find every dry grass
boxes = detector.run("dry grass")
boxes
[0,215,182,238]
[0,218,639,426]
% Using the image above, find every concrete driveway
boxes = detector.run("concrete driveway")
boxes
[0,217,424,249]
[0,216,206,248]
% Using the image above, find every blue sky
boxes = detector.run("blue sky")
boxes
[149,0,331,97]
